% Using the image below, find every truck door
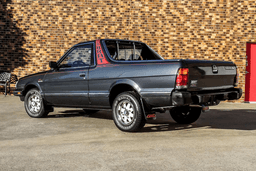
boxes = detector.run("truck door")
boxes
[42,43,94,107]
[245,43,256,103]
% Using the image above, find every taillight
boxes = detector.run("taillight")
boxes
[234,67,239,86]
[176,68,189,89]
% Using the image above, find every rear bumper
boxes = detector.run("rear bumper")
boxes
[171,88,242,106]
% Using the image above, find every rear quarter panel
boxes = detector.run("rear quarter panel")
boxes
[88,61,181,108]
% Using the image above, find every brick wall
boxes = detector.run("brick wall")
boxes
[1,0,256,101]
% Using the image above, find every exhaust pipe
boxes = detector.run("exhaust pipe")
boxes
[202,105,210,112]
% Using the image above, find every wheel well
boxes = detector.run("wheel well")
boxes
[23,85,38,96]
[109,84,140,107]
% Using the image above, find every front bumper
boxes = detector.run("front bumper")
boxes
[171,88,242,106]
[13,90,25,101]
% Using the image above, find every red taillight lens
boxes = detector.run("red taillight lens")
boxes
[176,68,189,89]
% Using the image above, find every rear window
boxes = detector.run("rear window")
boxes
[105,40,162,61]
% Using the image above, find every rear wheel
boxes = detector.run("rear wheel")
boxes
[24,88,49,118]
[170,106,201,124]
[112,91,145,132]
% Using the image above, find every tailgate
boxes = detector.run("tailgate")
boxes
[184,60,237,91]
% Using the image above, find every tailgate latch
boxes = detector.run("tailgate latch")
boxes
[212,65,218,73]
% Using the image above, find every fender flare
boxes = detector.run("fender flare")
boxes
[109,79,149,120]
[109,79,141,96]
[24,82,43,96]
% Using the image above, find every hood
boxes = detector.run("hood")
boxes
[19,70,49,81]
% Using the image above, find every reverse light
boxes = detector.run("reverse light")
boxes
[176,68,189,89]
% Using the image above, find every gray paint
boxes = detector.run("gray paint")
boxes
[15,39,238,109]
[88,62,181,107]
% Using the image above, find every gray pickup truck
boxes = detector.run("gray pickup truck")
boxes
[14,39,242,132]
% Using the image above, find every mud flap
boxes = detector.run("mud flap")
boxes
[140,97,149,120]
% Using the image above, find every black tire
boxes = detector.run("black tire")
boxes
[82,109,99,114]
[112,91,145,132]
[170,106,201,124]
[24,88,49,118]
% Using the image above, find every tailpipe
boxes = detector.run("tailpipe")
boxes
[201,105,210,112]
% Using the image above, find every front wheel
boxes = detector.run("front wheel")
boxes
[24,88,49,118]
[112,91,145,132]
[170,106,201,124]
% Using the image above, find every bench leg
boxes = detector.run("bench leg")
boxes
[5,84,7,96]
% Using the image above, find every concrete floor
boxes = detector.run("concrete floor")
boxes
[1,95,256,171]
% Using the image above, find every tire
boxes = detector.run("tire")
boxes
[112,91,145,132]
[170,106,201,124]
[82,109,99,114]
[24,88,49,118]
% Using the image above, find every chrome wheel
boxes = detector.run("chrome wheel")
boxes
[117,100,135,125]
[24,88,49,118]
[28,92,41,114]
[112,91,145,132]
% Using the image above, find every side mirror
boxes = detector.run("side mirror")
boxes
[49,61,58,69]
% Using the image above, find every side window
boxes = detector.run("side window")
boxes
[59,44,92,68]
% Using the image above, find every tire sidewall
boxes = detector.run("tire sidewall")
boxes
[112,92,142,132]
[24,89,45,118]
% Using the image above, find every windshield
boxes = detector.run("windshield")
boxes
[105,40,163,61]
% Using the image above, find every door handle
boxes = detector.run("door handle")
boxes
[79,73,86,78]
